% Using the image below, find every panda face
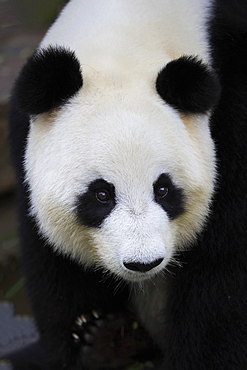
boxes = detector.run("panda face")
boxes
[25,79,216,282]
[74,172,185,280]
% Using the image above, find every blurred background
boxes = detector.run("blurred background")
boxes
[0,0,68,315]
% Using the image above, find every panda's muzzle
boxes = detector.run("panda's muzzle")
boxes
[123,258,164,273]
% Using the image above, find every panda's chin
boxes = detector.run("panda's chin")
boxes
[118,267,164,283]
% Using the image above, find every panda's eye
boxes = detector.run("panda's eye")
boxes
[153,174,185,220]
[95,190,111,203]
[156,186,169,198]
[75,179,116,228]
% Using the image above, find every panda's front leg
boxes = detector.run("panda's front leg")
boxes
[70,310,122,369]
[36,272,128,370]
[20,229,128,369]
[40,267,128,370]
[70,307,156,370]
[71,309,113,367]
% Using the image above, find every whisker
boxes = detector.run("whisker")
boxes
[169,256,183,268]
[113,278,125,295]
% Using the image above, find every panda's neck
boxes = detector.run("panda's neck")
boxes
[128,275,169,344]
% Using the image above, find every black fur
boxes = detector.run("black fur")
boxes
[75,179,116,228]
[153,173,185,219]
[6,1,247,369]
[158,2,247,369]
[156,55,221,114]
[14,46,83,115]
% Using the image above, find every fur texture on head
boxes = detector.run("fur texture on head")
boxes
[24,81,217,282]
[19,0,219,283]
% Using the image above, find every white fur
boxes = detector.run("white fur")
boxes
[24,0,216,282]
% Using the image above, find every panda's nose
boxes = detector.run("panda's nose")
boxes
[123,258,164,272]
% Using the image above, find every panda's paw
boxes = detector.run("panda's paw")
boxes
[71,310,110,350]
[71,309,155,369]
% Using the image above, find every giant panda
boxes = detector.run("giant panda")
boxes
[6,0,247,369]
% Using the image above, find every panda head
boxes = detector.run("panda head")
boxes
[18,46,220,282]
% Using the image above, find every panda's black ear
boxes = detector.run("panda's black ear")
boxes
[14,46,83,115]
[156,56,221,114]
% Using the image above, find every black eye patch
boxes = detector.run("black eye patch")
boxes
[153,174,185,219]
[156,55,221,114]
[75,179,116,228]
